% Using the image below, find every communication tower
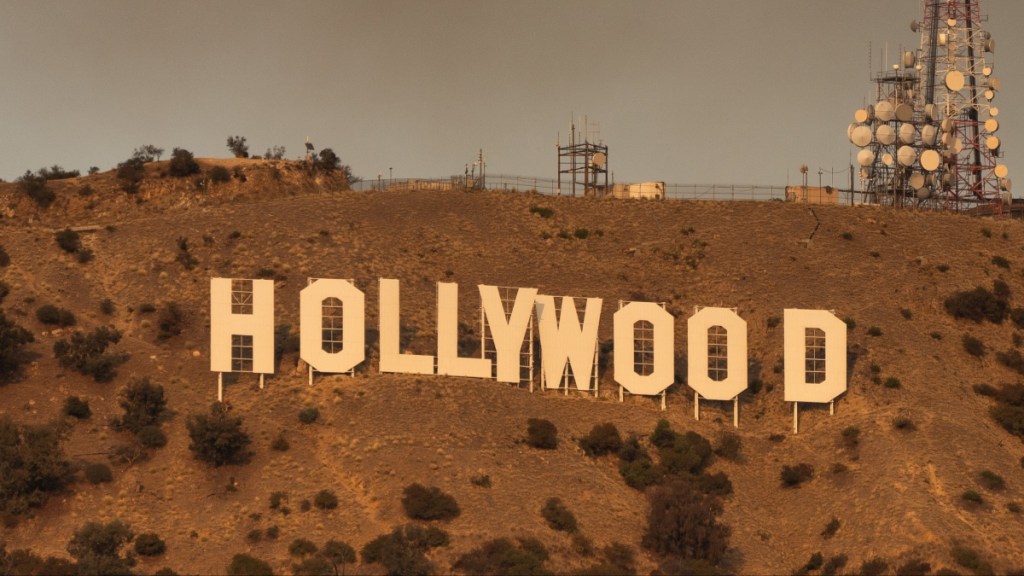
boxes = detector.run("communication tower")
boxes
[847,0,1010,211]
[558,115,609,197]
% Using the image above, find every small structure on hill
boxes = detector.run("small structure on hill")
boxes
[785,185,838,205]
[557,115,608,197]
[611,182,665,200]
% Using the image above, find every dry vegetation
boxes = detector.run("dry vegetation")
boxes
[1,159,1024,574]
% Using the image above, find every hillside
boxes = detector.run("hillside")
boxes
[1,159,1024,575]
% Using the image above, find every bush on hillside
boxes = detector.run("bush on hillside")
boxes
[134,533,166,557]
[0,245,9,267]
[298,406,319,424]
[63,396,91,419]
[314,489,338,510]
[401,483,459,521]
[526,418,557,449]
[53,326,128,382]
[83,462,113,484]
[945,284,1009,323]
[361,524,449,576]
[17,171,55,208]
[0,312,34,383]
[619,435,662,490]
[454,537,550,576]
[186,402,253,466]
[541,497,578,533]
[227,554,273,576]
[116,157,146,193]
[115,377,167,433]
[715,430,742,460]
[963,334,986,357]
[643,478,730,566]
[67,520,134,575]
[36,304,76,327]
[168,147,200,177]
[226,136,249,158]
[156,302,185,340]
[208,165,231,183]
[781,463,814,488]
[579,422,622,456]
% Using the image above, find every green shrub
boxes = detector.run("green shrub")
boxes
[271,433,289,451]
[156,302,185,340]
[892,416,916,431]
[17,172,55,208]
[973,383,997,397]
[804,552,824,571]
[840,426,860,449]
[470,474,491,488]
[840,231,853,240]
[573,228,590,239]
[529,205,554,218]
[658,430,713,476]
[979,470,1005,490]
[992,255,1011,269]
[265,525,279,539]
[951,544,990,574]
[63,396,91,419]
[116,377,166,433]
[963,334,986,357]
[696,471,733,497]
[0,245,9,267]
[526,418,557,449]
[134,533,166,556]
[945,285,1009,323]
[186,402,253,466]
[314,489,338,510]
[714,430,742,460]
[401,483,459,521]
[0,281,9,304]
[867,326,883,337]
[137,425,167,448]
[884,377,902,389]
[642,479,730,566]
[361,524,449,576]
[579,422,622,456]
[767,316,781,328]
[860,557,889,576]
[84,462,113,484]
[781,463,814,488]
[289,538,318,557]
[961,490,983,504]
[227,554,273,576]
[0,312,34,383]
[900,308,913,319]
[454,537,549,576]
[55,228,81,253]
[68,520,134,575]
[53,326,128,382]
[226,136,249,158]
[168,148,200,177]
[821,516,840,539]
[208,165,231,184]
[298,406,320,424]
[540,497,577,533]
[36,304,76,327]
[269,491,287,510]
[116,157,146,193]
[996,349,1024,374]
[618,436,661,490]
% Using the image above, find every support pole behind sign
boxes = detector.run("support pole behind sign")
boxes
[793,402,799,434]
[259,373,264,390]
[830,400,835,415]
[661,391,666,411]
[218,373,223,403]
[734,396,739,428]
[694,391,700,420]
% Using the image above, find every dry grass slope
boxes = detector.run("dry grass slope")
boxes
[1,160,1024,574]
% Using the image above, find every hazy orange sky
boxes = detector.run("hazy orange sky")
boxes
[1,0,1019,188]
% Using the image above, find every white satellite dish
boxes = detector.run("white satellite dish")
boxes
[897,146,918,167]
[909,172,926,190]
[925,103,941,121]
[1002,177,1013,192]
[882,152,895,166]
[860,166,873,179]
[986,136,1001,151]
[985,38,995,53]
[857,149,876,167]
[989,106,999,117]
[952,137,964,154]
[994,164,1009,178]
[591,152,606,168]
[876,124,896,145]
[945,70,966,92]
[921,149,942,171]
[902,51,916,68]
[947,18,957,27]
[916,187,932,200]
[895,103,914,122]
[910,19,919,32]
[988,77,1001,91]
[983,65,993,76]
[875,100,895,121]
[941,118,953,133]
[984,89,996,101]
[899,123,917,144]
[921,125,938,146]
[854,108,870,123]
[985,118,999,133]
[939,32,948,46]
[851,125,874,147]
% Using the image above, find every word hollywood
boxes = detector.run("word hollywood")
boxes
[210,278,847,431]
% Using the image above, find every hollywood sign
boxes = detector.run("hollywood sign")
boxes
[209,278,847,431]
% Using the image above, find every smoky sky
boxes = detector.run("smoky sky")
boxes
[1,0,1019,187]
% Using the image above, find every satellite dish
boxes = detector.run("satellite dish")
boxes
[938,32,948,46]
[985,118,999,133]
[921,125,938,146]
[895,103,914,122]
[986,136,1001,151]
[988,77,1001,91]
[983,65,993,76]
[857,149,876,167]
[854,108,871,123]
[952,137,964,154]
[909,172,926,190]
[984,89,996,101]
[947,18,957,27]
[591,152,606,168]
[985,38,995,53]
[916,187,932,200]
[945,70,965,91]
[882,152,895,166]
[921,149,942,171]
[989,106,999,117]
[899,123,917,144]
[910,19,919,32]
[876,124,896,145]
[994,164,1009,178]
[875,100,895,121]
[860,166,873,179]
[1002,177,1013,193]
[851,125,874,147]
[925,103,941,121]
[941,118,953,133]
[902,51,916,68]
[898,146,918,167]
[926,173,939,188]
